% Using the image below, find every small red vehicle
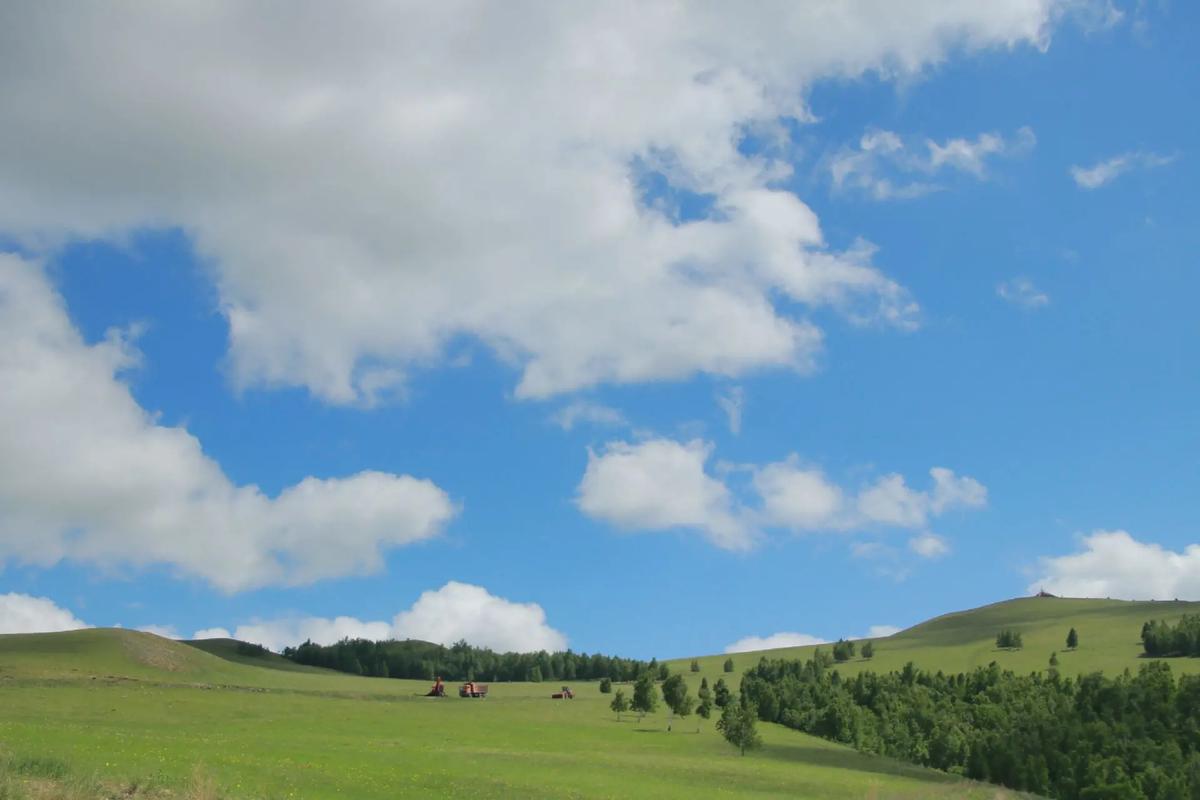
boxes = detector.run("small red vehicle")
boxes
[459,681,489,698]
[551,686,574,699]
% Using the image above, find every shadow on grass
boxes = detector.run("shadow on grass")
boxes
[757,739,962,786]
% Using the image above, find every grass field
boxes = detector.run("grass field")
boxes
[668,596,1200,683]
[4,596,1194,799]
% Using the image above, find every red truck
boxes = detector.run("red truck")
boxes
[459,681,489,698]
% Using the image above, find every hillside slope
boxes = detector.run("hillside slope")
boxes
[0,628,409,694]
[671,596,1200,681]
[0,627,1026,799]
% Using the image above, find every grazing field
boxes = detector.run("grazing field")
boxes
[0,629,1024,799]
[4,597,1187,799]
[669,596,1200,682]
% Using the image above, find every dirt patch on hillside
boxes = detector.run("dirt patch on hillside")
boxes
[118,632,197,674]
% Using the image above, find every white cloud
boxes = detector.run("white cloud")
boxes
[725,623,903,653]
[1030,530,1200,599]
[0,4,1086,403]
[716,387,745,435]
[552,400,627,431]
[136,624,181,639]
[725,632,828,653]
[867,625,902,638]
[0,255,456,592]
[579,439,985,548]
[392,581,567,653]
[908,532,950,559]
[191,627,232,640]
[857,475,932,528]
[754,458,846,530]
[1070,151,1175,189]
[577,439,987,571]
[0,592,89,634]
[997,276,1050,309]
[929,467,989,513]
[857,468,987,529]
[577,438,751,550]
[229,582,567,653]
[831,126,1035,200]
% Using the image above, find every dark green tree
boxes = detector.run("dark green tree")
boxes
[610,689,629,721]
[861,641,875,659]
[599,676,612,693]
[690,659,701,672]
[717,701,762,756]
[1067,627,1078,650]
[723,657,735,673]
[1049,651,1059,667]
[996,630,1023,650]
[713,677,732,707]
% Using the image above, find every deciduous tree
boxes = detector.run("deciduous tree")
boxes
[610,689,629,721]
[717,702,762,756]
[631,672,659,721]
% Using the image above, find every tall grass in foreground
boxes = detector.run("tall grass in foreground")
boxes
[0,751,228,800]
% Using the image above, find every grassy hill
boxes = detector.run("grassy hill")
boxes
[669,596,1200,681]
[6,596,1188,799]
[182,637,334,674]
[0,625,1035,799]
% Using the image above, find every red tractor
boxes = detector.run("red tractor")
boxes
[459,681,489,698]
[551,686,574,699]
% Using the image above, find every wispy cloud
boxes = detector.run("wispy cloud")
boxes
[1070,151,1176,189]
[997,277,1050,310]
[552,400,627,431]
[715,386,745,435]
[830,127,1035,200]
[908,532,950,559]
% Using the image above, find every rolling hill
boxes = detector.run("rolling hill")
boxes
[5,595,1195,799]
[669,596,1200,680]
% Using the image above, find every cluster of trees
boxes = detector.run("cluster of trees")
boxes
[235,641,268,657]
[609,669,758,754]
[832,640,855,662]
[282,637,657,683]
[995,629,1023,649]
[740,654,1200,799]
[1142,615,1200,657]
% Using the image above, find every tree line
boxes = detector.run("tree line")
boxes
[282,637,656,683]
[1142,615,1200,657]
[738,654,1200,799]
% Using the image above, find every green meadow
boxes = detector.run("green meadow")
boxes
[4,596,1196,799]
[669,596,1200,681]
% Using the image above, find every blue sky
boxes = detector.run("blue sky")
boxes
[0,2,1196,659]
